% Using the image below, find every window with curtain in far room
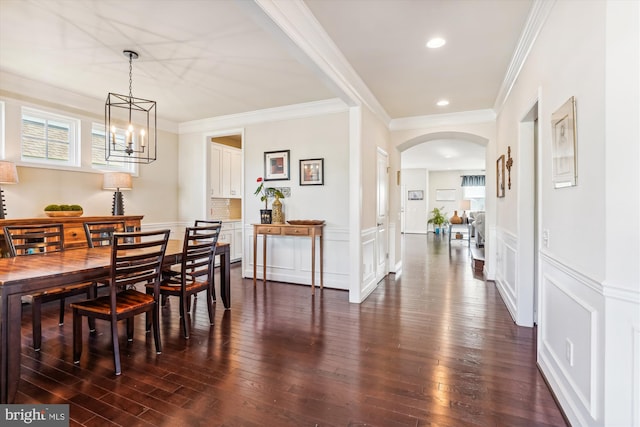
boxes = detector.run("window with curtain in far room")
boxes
[461,175,486,211]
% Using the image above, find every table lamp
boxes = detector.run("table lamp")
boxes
[103,172,132,216]
[0,161,19,219]
[460,199,471,224]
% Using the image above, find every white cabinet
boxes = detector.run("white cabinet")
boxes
[210,143,241,199]
[223,148,242,198]
[210,144,223,197]
[232,226,243,260]
[216,221,242,264]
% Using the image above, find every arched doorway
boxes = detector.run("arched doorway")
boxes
[397,131,488,235]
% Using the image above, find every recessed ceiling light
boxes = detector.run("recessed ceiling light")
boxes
[426,37,446,49]
[437,100,449,106]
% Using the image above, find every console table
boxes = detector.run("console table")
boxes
[252,223,324,295]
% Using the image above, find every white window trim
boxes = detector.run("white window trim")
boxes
[21,106,81,168]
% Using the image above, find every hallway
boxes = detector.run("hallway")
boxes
[16,233,567,426]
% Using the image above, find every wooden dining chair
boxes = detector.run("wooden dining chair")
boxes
[83,220,126,248]
[153,224,221,339]
[194,219,222,227]
[162,219,222,304]
[70,229,170,375]
[3,224,96,351]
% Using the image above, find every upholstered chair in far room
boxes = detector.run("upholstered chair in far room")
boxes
[71,229,170,375]
[3,224,96,351]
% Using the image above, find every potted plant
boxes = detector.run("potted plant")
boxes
[254,178,284,224]
[427,206,448,234]
[44,204,84,217]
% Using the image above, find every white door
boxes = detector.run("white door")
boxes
[376,148,388,280]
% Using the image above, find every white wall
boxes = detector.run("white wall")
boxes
[428,170,462,224]
[359,106,392,301]
[495,1,640,425]
[178,108,353,291]
[401,169,427,234]
[244,112,351,290]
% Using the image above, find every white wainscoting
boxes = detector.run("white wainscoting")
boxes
[538,253,604,427]
[360,227,379,302]
[141,221,182,238]
[494,228,518,321]
[634,324,640,427]
[244,225,350,290]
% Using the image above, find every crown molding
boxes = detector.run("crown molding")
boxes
[389,109,496,131]
[245,0,391,126]
[178,98,347,134]
[493,0,556,114]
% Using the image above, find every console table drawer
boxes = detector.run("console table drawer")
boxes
[283,227,309,236]
[255,226,281,235]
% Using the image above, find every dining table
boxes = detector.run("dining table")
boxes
[0,239,230,404]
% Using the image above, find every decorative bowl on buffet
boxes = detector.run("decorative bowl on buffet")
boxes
[44,204,84,217]
[286,220,325,225]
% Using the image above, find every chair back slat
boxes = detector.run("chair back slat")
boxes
[110,230,170,293]
[3,224,64,256]
[194,219,222,228]
[180,224,221,284]
[83,221,126,248]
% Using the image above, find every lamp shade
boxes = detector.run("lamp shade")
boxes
[460,199,471,211]
[103,172,132,190]
[0,161,19,184]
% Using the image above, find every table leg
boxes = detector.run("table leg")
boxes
[219,245,231,309]
[320,234,323,289]
[0,292,23,403]
[253,229,257,287]
[262,234,267,285]
[311,233,316,295]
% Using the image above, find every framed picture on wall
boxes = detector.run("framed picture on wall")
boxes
[264,150,290,181]
[299,158,324,185]
[551,96,578,188]
[407,190,423,200]
[435,189,455,201]
[497,154,505,198]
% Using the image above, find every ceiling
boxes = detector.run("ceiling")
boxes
[0,0,533,170]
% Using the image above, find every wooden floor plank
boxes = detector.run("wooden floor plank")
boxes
[14,233,567,426]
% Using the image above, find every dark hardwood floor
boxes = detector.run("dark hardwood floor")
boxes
[15,233,567,426]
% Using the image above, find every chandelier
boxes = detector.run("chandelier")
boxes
[105,50,157,164]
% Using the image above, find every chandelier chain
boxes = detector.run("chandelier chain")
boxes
[128,53,133,98]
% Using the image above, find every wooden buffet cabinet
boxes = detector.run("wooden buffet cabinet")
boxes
[0,215,143,257]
